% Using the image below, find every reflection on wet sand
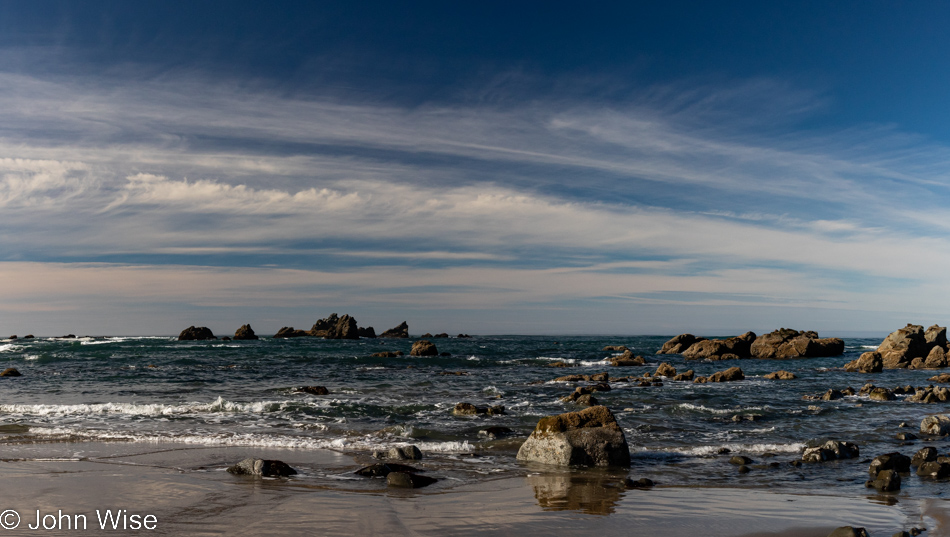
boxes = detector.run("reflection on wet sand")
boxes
[528,471,626,515]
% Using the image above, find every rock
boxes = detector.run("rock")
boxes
[7,335,15,340]
[308,313,360,339]
[909,387,950,403]
[823,440,859,459]
[479,426,514,439]
[929,373,950,383]
[729,455,753,465]
[421,333,433,338]
[603,345,629,352]
[273,326,308,338]
[355,463,419,477]
[911,447,938,466]
[410,340,438,356]
[764,370,797,380]
[654,363,676,377]
[895,432,917,441]
[917,461,950,478]
[673,370,695,381]
[227,458,297,477]
[380,322,409,338]
[750,328,845,359]
[608,350,645,366]
[625,477,655,488]
[221,337,231,341]
[657,334,706,354]
[827,528,869,537]
[869,387,895,401]
[802,447,837,463]
[924,346,948,369]
[371,351,404,357]
[452,402,505,416]
[433,333,449,338]
[386,471,438,488]
[878,324,929,369]
[869,452,911,475]
[922,415,950,436]
[178,326,216,341]
[374,445,423,460]
[866,469,901,491]
[926,324,947,349]
[0,368,21,377]
[574,394,599,406]
[516,405,630,467]
[24,335,33,339]
[298,386,329,395]
[844,351,883,373]
[233,324,259,340]
[358,326,377,338]
[457,333,472,338]
[554,374,590,382]
[682,332,756,360]
[817,389,845,401]
[590,372,609,382]
[694,366,744,383]
[548,361,574,367]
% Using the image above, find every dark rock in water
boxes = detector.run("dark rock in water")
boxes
[737,465,750,474]
[608,350,644,366]
[602,345,629,352]
[802,447,837,463]
[381,321,409,338]
[590,372,609,382]
[729,455,753,465]
[227,458,297,477]
[0,368,21,377]
[693,367,744,383]
[178,326,216,341]
[895,432,917,441]
[868,387,895,401]
[372,351,404,357]
[657,334,706,354]
[516,405,630,467]
[373,445,423,460]
[386,471,438,488]
[682,332,756,360]
[358,326,376,338]
[869,452,911,475]
[273,326,308,338]
[298,386,329,395]
[548,361,574,368]
[750,328,844,359]
[479,426,514,439]
[764,370,797,380]
[866,468,902,491]
[673,370,694,381]
[410,340,438,356]
[57,334,76,339]
[23,335,33,339]
[452,402,504,416]
[221,337,231,341]
[917,461,950,478]
[421,333,433,338]
[803,441,858,463]
[233,324,258,340]
[912,446,937,467]
[908,386,950,403]
[654,362,676,378]
[439,352,451,357]
[457,334,472,338]
[625,477,655,488]
[355,463,420,477]
[844,351,883,373]
[309,313,359,339]
[827,528,869,537]
[574,394,599,406]
[433,333,449,338]
[7,335,15,340]
[878,324,929,369]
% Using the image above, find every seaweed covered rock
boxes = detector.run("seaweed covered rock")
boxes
[178,326,216,341]
[380,322,409,338]
[233,324,259,340]
[516,405,630,467]
[750,328,844,359]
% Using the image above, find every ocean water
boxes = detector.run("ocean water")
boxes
[0,334,946,496]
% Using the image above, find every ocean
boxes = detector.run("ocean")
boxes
[0,334,944,498]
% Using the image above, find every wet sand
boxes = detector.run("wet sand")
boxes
[0,443,941,536]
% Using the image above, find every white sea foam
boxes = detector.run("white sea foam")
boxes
[633,442,804,457]
[0,397,309,417]
[81,338,133,345]
[0,344,23,353]
[674,403,768,415]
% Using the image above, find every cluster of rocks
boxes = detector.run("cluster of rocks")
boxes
[802,440,859,463]
[865,442,950,495]
[296,386,329,395]
[657,329,844,360]
[552,364,696,389]
[849,323,950,370]
[804,383,950,403]
[5,335,34,340]
[452,402,505,416]
[177,318,437,341]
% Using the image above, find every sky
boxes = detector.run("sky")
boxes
[1,1,950,336]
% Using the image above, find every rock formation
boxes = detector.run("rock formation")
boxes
[178,326,216,341]
[657,334,706,354]
[516,406,630,467]
[410,340,439,356]
[693,366,744,383]
[844,352,883,373]
[308,313,359,339]
[357,326,376,338]
[750,328,844,359]
[877,324,934,368]
[380,321,409,338]
[233,324,258,340]
[681,332,755,360]
[608,350,644,366]
[273,327,308,338]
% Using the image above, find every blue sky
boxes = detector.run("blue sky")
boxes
[1,1,950,336]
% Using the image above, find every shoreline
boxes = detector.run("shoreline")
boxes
[0,442,939,536]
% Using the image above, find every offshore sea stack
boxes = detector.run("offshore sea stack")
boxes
[178,326,216,340]
[873,323,948,369]
[308,313,359,339]
[750,328,844,359]
[516,405,630,467]
[380,321,409,338]
[233,324,258,340]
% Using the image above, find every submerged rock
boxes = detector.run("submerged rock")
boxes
[297,386,329,395]
[452,402,505,416]
[178,326,216,341]
[354,462,420,477]
[386,471,438,488]
[602,345,629,352]
[380,322,409,338]
[673,370,695,381]
[371,351,404,357]
[233,324,259,340]
[227,458,297,477]
[516,405,630,467]
[373,445,423,460]
[0,368,21,377]
[479,426,514,439]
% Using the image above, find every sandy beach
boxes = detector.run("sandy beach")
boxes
[0,442,941,536]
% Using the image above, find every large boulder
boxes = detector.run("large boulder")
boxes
[750,328,844,359]
[878,324,929,369]
[178,326,216,341]
[869,452,911,475]
[844,351,883,373]
[227,458,297,477]
[380,321,409,338]
[682,332,756,360]
[309,313,359,339]
[233,324,259,340]
[922,414,950,435]
[410,340,439,356]
[516,406,630,467]
[273,326,308,338]
[657,334,706,354]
